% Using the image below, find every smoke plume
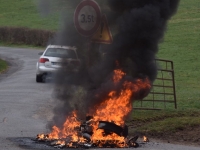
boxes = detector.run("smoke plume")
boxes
[37,0,180,129]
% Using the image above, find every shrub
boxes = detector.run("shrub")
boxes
[0,27,55,46]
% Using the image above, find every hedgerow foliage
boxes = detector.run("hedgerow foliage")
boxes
[0,27,55,46]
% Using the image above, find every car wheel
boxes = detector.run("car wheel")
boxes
[36,74,43,83]
[42,74,47,83]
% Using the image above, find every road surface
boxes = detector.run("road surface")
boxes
[0,46,199,150]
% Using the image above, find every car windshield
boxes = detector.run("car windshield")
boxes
[44,48,77,59]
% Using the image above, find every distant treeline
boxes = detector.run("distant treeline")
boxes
[0,27,55,46]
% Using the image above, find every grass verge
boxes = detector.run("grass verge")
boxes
[0,59,8,74]
[127,109,200,145]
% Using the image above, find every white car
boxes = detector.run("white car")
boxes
[36,45,80,83]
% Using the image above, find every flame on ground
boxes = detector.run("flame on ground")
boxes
[37,69,151,147]
[143,136,149,142]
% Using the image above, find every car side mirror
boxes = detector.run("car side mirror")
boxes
[38,52,43,55]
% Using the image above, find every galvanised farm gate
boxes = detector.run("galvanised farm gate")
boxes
[134,59,177,110]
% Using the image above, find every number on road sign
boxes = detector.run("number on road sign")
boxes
[74,0,101,37]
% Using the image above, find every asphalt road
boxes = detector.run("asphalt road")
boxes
[0,46,200,150]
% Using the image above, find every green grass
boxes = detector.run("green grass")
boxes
[0,0,200,137]
[0,59,7,73]
[128,109,200,136]
[158,0,200,110]
[0,0,60,30]
[136,116,200,134]
[131,0,200,135]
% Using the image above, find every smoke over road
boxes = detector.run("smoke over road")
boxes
[37,0,180,129]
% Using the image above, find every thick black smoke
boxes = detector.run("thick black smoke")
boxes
[38,0,180,129]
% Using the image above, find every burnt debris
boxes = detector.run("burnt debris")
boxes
[98,121,128,137]
[35,118,140,148]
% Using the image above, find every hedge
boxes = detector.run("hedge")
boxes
[0,27,55,47]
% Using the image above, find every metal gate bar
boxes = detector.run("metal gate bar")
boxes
[134,59,177,110]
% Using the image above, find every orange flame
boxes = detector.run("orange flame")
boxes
[143,136,149,142]
[90,69,151,144]
[38,69,151,147]
[55,140,65,145]
[47,111,82,142]
[113,69,126,83]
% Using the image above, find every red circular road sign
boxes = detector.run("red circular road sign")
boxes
[74,0,101,37]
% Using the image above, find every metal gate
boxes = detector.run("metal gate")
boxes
[133,59,177,110]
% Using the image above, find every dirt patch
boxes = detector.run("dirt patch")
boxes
[147,126,200,146]
[127,112,200,147]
